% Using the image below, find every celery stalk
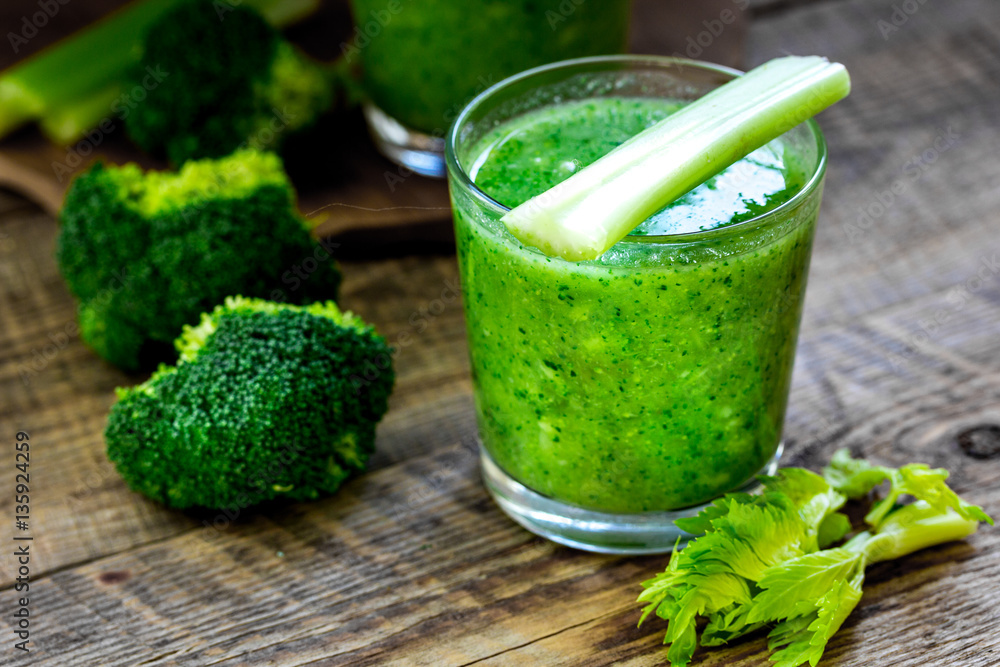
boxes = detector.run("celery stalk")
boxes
[39,85,122,145]
[0,0,182,138]
[0,0,319,144]
[254,0,322,26]
[850,502,981,565]
[502,56,851,261]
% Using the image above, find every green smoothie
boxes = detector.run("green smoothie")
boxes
[348,0,631,134]
[453,97,820,513]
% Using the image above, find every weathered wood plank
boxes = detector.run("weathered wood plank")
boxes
[747,0,1000,332]
[747,0,840,18]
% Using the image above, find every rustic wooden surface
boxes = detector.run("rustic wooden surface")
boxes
[2,0,1000,665]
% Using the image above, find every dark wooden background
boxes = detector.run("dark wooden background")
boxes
[2,0,1000,665]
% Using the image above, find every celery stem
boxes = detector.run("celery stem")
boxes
[0,0,319,143]
[502,56,851,261]
[851,504,980,565]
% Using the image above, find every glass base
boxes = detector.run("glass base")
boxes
[481,443,783,555]
[362,103,446,178]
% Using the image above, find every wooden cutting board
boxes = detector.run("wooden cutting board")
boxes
[0,0,746,255]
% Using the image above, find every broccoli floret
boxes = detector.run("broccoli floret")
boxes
[106,296,395,510]
[126,0,337,164]
[56,149,341,371]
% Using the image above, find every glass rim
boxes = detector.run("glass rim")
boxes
[444,54,829,246]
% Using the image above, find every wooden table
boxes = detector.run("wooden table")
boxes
[3,0,1000,664]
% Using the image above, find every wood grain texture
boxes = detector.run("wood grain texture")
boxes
[2,0,1000,664]
[748,0,1000,332]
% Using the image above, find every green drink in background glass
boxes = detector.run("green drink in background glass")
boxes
[347,0,631,176]
[446,56,828,554]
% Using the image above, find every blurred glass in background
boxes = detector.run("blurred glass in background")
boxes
[346,0,632,176]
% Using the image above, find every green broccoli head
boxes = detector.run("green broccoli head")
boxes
[126,0,334,164]
[106,296,395,511]
[56,149,341,371]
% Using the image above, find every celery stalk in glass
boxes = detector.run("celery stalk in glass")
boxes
[502,55,850,261]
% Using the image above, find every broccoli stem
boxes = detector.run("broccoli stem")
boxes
[0,0,319,145]
[501,56,851,261]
